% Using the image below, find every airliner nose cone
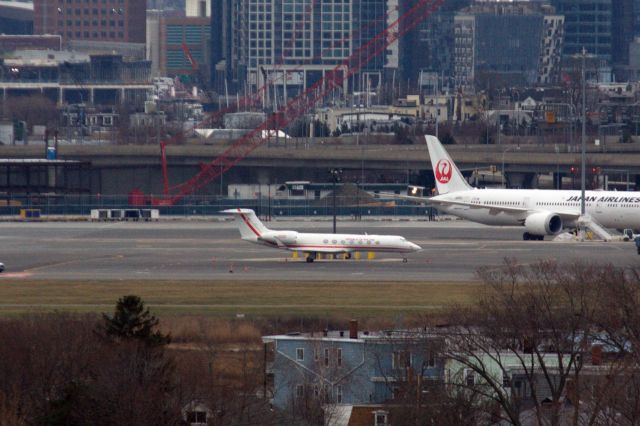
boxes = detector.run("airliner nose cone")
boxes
[411,242,422,251]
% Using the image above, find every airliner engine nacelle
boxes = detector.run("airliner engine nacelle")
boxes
[272,231,298,244]
[260,231,299,245]
[524,212,563,236]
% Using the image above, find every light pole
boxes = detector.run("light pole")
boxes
[329,168,342,233]
[501,145,519,188]
[580,47,587,217]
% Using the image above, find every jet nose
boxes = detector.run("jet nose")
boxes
[410,242,422,251]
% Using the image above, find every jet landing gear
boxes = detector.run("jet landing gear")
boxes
[523,232,544,241]
[305,253,317,263]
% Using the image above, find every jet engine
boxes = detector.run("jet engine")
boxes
[524,212,563,236]
[271,231,299,244]
[260,231,298,246]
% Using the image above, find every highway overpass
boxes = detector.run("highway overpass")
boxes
[1,141,640,195]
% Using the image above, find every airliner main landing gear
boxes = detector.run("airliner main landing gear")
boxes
[306,252,317,263]
[402,258,408,263]
[523,232,544,241]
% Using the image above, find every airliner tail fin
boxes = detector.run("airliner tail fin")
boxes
[425,135,472,194]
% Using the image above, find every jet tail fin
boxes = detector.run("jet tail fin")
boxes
[221,208,269,239]
[425,135,472,194]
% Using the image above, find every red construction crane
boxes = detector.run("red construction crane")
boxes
[132,0,445,206]
[181,42,199,71]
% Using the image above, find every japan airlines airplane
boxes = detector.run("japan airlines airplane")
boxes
[398,135,640,241]
[222,208,421,262]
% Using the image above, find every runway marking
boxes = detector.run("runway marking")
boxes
[230,257,409,263]
[0,272,33,279]
[23,254,127,272]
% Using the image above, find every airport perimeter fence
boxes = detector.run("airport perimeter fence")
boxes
[0,194,437,219]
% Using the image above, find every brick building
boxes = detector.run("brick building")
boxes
[33,0,146,45]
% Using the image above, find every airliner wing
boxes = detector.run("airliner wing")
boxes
[377,192,582,220]
[431,199,582,220]
[376,192,431,204]
[430,198,527,214]
[377,192,527,213]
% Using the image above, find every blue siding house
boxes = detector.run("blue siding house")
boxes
[263,321,443,410]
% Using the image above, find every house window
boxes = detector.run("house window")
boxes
[186,410,207,425]
[324,348,330,366]
[336,385,343,403]
[392,351,411,369]
[464,369,475,386]
[513,379,523,398]
[374,411,389,426]
[503,372,511,387]
[296,384,304,398]
[296,348,304,361]
[426,349,435,367]
[314,348,319,362]
[337,348,342,367]
[391,385,400,400]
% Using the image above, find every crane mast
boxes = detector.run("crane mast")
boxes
[137,0,445,206]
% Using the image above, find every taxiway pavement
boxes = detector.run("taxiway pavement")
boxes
[0,219,636,282]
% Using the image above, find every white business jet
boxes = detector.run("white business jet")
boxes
[222,208,421,262]
[395,135,640,241]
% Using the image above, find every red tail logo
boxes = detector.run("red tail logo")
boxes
[435,159,452,184]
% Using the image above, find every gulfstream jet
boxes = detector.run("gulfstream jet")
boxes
[397,136,640,241]
[222,208,421,262]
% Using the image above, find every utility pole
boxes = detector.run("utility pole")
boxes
[580,47,587,217]
[330,168,342,233]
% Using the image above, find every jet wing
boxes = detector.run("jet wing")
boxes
[286,246,352,254]
[376,192,431,204]
[257,236,283,247]
[431,198,527,214]
[378,192,581,220]
[429,199,582,220]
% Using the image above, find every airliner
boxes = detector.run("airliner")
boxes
[222,208,421,262]
[393,135,640,241]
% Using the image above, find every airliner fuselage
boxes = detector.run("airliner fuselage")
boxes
[435,188,640,229]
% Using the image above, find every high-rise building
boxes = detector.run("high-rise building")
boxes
[635,0,640,35]
[454,2,564,91]
[611,0,634,66]
[186,0,211,17]
[400,0,471,94]
[34,0,146,45]
[351,0,391,92]
[211,0,398,98]
[210,0,230,92]
[0,0,34,35]
[551,0,612,62]
[160,16,211,78]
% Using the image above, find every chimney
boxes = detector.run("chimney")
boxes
[591,344,603,365]
[349,319,358,339]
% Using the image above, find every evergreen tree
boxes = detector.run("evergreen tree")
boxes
[100,295,170,346]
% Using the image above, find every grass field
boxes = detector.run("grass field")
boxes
[0,280,481,317]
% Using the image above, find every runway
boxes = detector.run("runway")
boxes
[0,218,637,282]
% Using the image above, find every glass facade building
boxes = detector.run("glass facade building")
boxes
[551,0,612,62]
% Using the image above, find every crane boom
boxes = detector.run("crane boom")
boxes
[143,0,445,206]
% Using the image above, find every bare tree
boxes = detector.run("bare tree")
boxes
[440,258,631,426]
[1,95,59,130]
